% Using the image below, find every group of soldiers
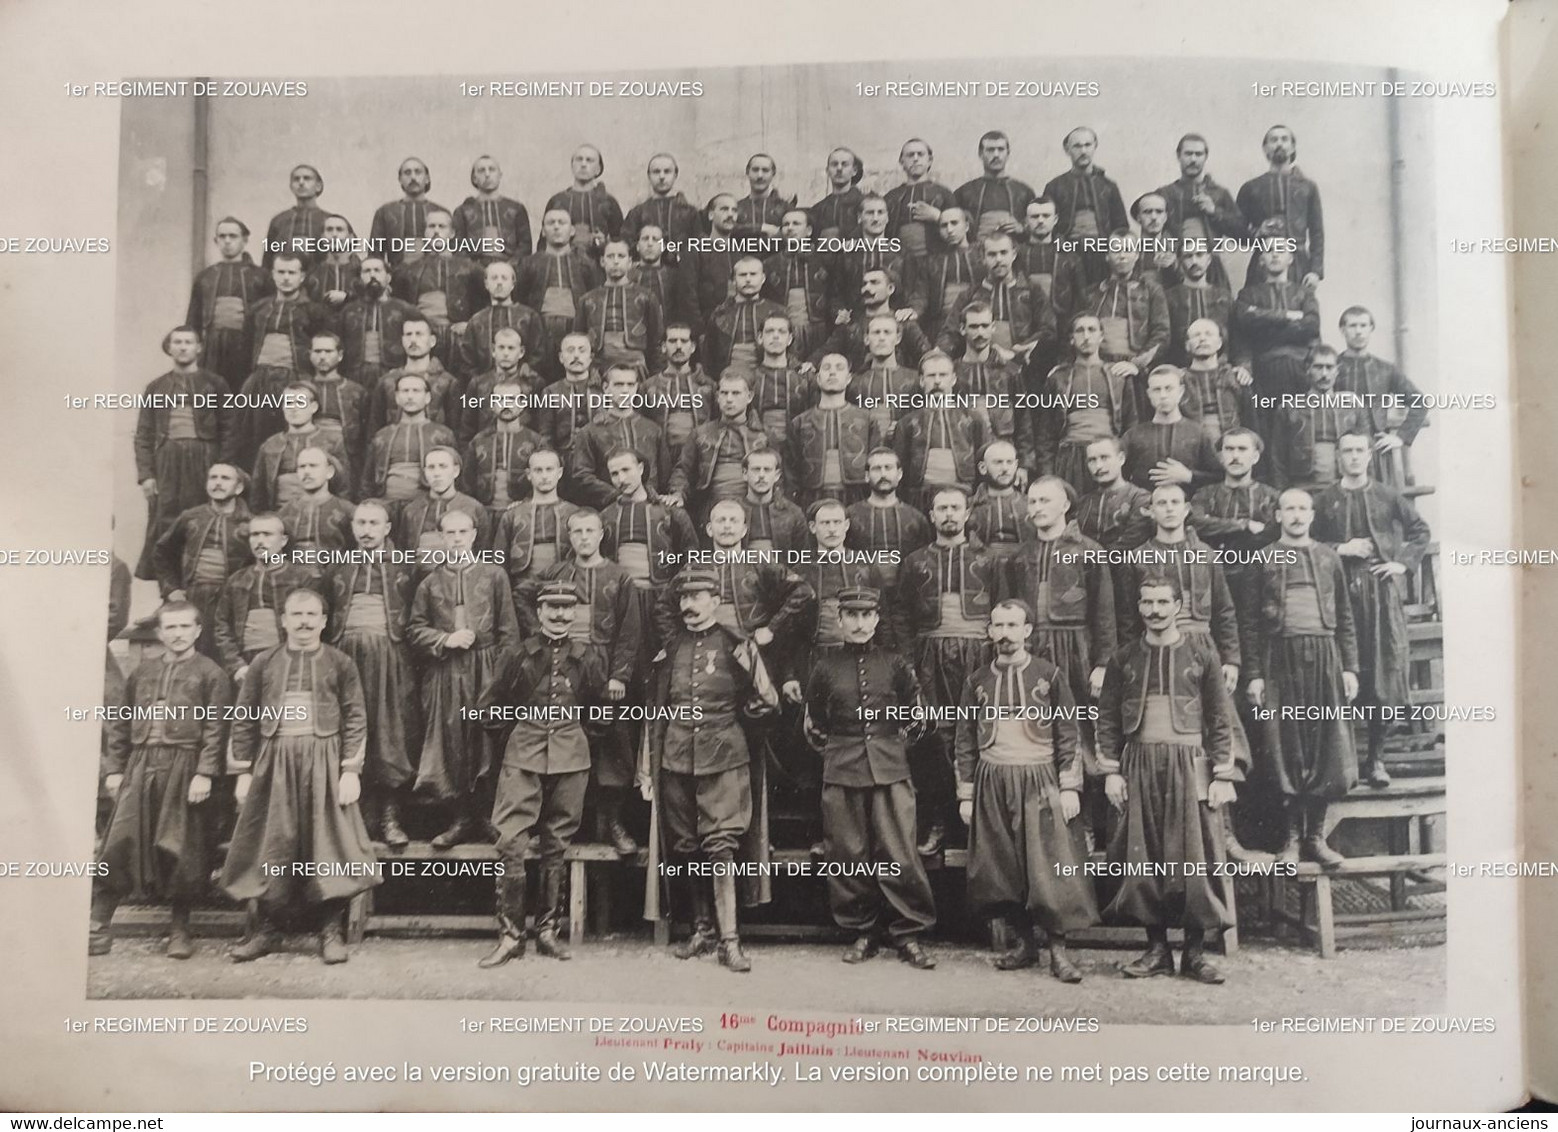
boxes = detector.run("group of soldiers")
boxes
[95,121,1433,985]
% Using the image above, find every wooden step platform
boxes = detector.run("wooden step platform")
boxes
[1272,853,1447,958]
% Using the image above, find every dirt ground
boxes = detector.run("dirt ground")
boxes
[88,933,1444,1025]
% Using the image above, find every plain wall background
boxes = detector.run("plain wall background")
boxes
[114,59,1440,613]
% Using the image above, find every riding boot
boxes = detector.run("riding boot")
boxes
[534,863,572,960]
[166,901,195,960]
[712,871,750,972]
[1122,926,1175,978]
[479,873,528,968]
[673,875,718,959]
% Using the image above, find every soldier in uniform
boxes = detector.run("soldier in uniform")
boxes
[535,332,604,466]
[968,440,1031,563]
[338,256,418,388]
[133,326,233,580]
[571,364,673,508]
[1015,197,1085,350]
[956,130,1036,243]
[785,353,880,511]
[494,447,579,607]
[624,153,703,244]
[642,323,716,452]
[1074,436,1152,555]
[850,315,919,447]
[323,501,420,848]
[363,370,459,503]
[89,601,231,960]
[409,509,521,848]
[461,327,542,444]
[893,351,992,509]
[1157,133,1247,286]
[187,217,270,385]
[1271,345,1370,492]
[1246,489,1360,869]
[938,232,1054,369]
[1335,306,1430,492]
[251,383,351,512]
[464,374,546,517]
[641,569,780,973]
[525,510,644,856]
[885,137,956,260]
[369,156,445,269]
[305,332,368,486]
[1086,233,1171,421]
[751,313,815,449]
[452,154,532,265]
[804,585,938,969]
[213,513,321,680]
[735,152,794,238]
[1178,318,1251,447]
[264,164,330,270]
[543,144,623,253]
[221,588,380,964]
[844,447,932,592]
[1097,574,1238,983]
[576,239,664,376]
[897,486,998,854]
[277,446,355,554]
[811,147,865,241]
[950,300,1036,467]
[955,598,1097,982]
[393,446,491,578]
[762,209,831,360]
[235,253,329,468]
[1121,366,1222,492]
[1313,432,1431,789]
[1237,126,1324,290]
[517,209,603,374]
[599,445,702,660]
[1035,314,1137,495]
[666,370,770,523]
[475,581,607,967]
[1042,127,1128,286]
[154,462,253,660]
[740,448,808,556]
[702,256,787,379]
[458,261,549,385]
[1232,243,1320,439]
[390,209,482,375]
[1164,248,1236,370]
[368,316,460,439]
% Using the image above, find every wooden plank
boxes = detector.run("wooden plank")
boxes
[367,914,497,935]
[1291,853,1445,877]
[568,861,587,947]
[368,841,642,864]
[1334,908,1446,926]
[1315,875,1337,959]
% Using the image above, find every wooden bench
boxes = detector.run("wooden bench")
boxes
[349,841,641,945]
[1271,853,1446,959]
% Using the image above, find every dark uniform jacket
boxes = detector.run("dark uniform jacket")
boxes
[1096,634,1235,776]
[576,282,664,372]
[804,643,923,787]
[999,524,1117,653]
[899,535,999,633]
[1076,481,1152,555]
[338,296,419,384]
[133,369,233,481]
[1114,532,1241,666]
[227,643,367,774]
[1312,481,1431,574]
[458,301,550,380]
[407,562,520,658]
[953,653,1080,791]
[784,403,881,498]
[521,559,643,684]
[648,623,776,777]
[323,554,416,644]
[476,635,605,775]
[463,425,547,507]
[214,562,322,674]
[702,297,788,378]
[154,501,253,596]
[571,412,672,506]
[105,653,232,777]
[1243,543,1359,682]
[600,496,700,588]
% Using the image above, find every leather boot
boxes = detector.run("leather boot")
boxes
[1048,933,1084,984]
[1362,753,1392,789]
[380,794,410,849]
[598,789,638,857]
[479,874,527,968]
[672,877,717,959]
[916,818,946,857]
[231,905,279,962]
[1122,928,1175,978]
[318,900,348,965]
[534,863,572,960]
[1180,934,1226,984]
[88,888,118,956]
[1302,799,1345,870]
[711,871,751,973]
[166,902,195,960]
[1222,805,1269,864]
[993,920,1040,971]
[431,813,474,850]
[1275,799,1303,866]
